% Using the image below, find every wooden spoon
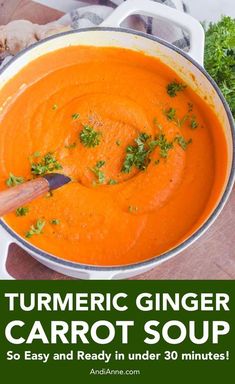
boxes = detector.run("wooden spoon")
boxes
[0,173,71,217]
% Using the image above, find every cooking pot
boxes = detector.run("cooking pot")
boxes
[0,0,234,280]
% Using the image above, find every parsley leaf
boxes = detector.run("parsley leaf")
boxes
[174,135,192,150]
[96,160,105,168]
[122,132,174,173]
[153,134,173,158]
[71,113,80,120]
[165,108,177,121]
[16,207,29,216]
[108,179,118,185]
[121,133,151,173]
[31,152,62,176]
[204,16,235,118]
[164,108,189,127]
[6,173,25,187]
[91,161,106,184]
[167,81,187,97]
[80,125,101,148]
[25,219,46,238]
[179,114,189,127]
[190,116,199,129]
[50,219,60,225]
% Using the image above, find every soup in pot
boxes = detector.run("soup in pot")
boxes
[0,46,228,265]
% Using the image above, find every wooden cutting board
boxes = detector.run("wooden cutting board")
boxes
[1,0,235,279]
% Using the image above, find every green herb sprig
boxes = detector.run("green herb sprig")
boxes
[121,132,173,174]
[190,116,199,129]
[16,207,29,216]
[80,125,102,148]
[121,133,152,173]
[91,161,106,184]
[167,81,187,97]
[164,108,189,128]
[72,113,80,120]
[151,134,173,158]
[204,16,235,118]
[174,135,192,150]
[108,179,118,185]
[31,152,62,176]
[50,219,60,225]
[6,173,25,187]
[25,219,46,238]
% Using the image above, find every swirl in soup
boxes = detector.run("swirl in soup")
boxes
[0,46,228,265]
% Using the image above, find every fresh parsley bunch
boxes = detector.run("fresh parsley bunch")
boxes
[204,16,235,118]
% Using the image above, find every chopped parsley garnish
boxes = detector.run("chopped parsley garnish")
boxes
[179,114,189,127]
[6,173,25,187]
[165,107,177,121]
[65,142,77,149]
[122,132,174,173]
[152,134,173,158]
[31,152,62,176]
[50,219,60,225]
[52,104,58,110]
[91,161,106,184]
[167,81,187,97]
[190,116,199,129]
[121,133,151,173]
[25,219,46,238]
[164,108,189,127]
[96,160,105,168]
[174,135,192,150]
[71,113,80,120]
[108,179,118,185]
[80,125,101,148]
[16,207,29,216]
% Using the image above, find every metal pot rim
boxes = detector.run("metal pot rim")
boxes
[0,27,234,272]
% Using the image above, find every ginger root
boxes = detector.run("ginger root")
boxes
[0,20,70,59]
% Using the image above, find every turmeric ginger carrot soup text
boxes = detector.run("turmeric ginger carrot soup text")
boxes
[0,47,228,265]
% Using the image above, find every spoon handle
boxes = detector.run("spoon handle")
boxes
[0,178,49,216]
[0,173,71,217]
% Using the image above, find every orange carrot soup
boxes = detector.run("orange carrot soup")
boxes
[0,46,228,266]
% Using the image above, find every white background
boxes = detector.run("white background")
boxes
[184,0,235,22]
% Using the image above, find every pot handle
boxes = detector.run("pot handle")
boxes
[101,0,205,66]
[0,226,14,280]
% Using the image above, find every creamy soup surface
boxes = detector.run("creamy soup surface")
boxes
[0,47,227,265]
